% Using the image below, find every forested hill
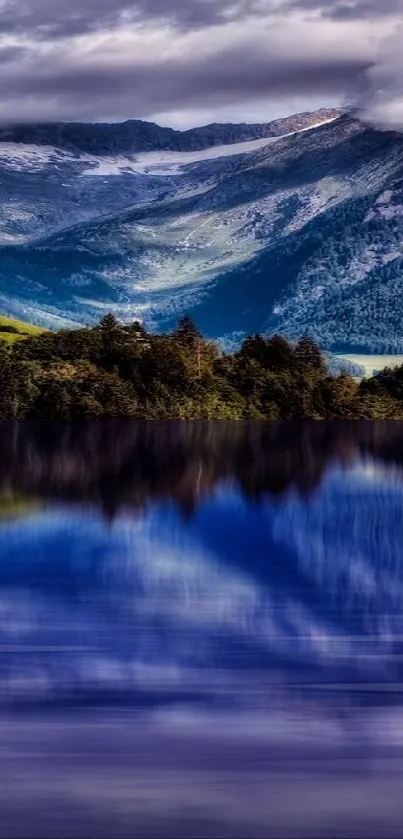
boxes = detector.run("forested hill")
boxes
[0,313,402,420]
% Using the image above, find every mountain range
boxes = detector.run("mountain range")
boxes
[1,105,403,352]
[0,108,340,155]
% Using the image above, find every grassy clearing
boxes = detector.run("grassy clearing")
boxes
[336,354,403,379]
[0,315,46,344]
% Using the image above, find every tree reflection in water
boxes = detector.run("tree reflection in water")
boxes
[0,421,402,837]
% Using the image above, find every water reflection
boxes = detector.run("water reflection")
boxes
[2,421,403,836]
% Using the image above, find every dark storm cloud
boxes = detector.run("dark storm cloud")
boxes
[286,0,403,19]
[0,46,28,62]
[0,41,372,122]
[0,0,388,121]
[0,0,267,39]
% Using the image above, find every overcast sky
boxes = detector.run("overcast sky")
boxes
[0,0,402,126]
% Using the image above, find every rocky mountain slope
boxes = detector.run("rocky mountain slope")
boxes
[0,107,340,155]
[1,107,403,351]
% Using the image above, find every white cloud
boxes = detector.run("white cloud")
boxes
[353,27,403,130]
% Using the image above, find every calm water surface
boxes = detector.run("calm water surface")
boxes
[2,421,403,837]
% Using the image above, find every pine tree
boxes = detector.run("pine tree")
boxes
[99,313,120,333]
[173,316,207,379]
[265,335,294,370]
[294,335,326,375]
[173,316,202,346]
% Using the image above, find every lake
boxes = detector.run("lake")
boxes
[2,420,403,837]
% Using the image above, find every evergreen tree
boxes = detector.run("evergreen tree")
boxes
[294,335,326,376]
[173,316,202,346]
[99,313,120,333]
[265,336,295,370]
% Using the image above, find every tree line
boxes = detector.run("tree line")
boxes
[0,312,402,420]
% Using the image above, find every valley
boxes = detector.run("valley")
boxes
[1,107,403,352]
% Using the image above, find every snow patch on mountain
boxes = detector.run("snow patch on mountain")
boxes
[0,116,338,178]
[1,111,403,350]
[0,143,73,171]
[80,136,280,177]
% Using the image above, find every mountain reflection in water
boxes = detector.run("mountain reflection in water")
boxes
[2,421,403,837]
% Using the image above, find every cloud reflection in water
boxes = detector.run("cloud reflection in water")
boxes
[0,421,403,836]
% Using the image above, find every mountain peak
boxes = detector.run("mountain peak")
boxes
[0,107,344,156]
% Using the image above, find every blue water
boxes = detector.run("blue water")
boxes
[2,421,403,837]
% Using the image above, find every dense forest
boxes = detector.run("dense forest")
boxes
[0,313,402,419]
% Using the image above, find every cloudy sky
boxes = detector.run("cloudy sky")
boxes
[0,0,402,126]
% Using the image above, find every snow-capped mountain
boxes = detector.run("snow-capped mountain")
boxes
[0,108,340,155]
[2,106,403,350]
